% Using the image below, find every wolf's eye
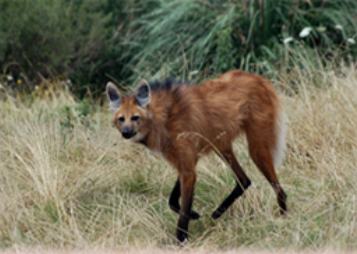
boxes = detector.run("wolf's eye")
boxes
[118,116,125,122]
[131,115,140,121]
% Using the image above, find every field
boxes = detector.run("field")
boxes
[0,65,357,251]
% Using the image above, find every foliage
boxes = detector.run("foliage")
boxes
[60,99,97,131]
[130,0,357,81]
[0,0,113,93]
[213,27,237,74]
[0,0,357,97]
[0,0,150,98]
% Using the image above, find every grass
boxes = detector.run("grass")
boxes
[0,63,357,251]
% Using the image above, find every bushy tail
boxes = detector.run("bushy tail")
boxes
[272,108,287,171]
[259,78,287,172]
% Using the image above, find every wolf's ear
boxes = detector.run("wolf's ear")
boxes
[135,79,151,108]
[106,82,122,111]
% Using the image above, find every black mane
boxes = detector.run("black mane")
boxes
[149,78,190,92]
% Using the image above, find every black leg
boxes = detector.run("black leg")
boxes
[177,173,196,243]
[212,148,251,219]
[169,177,200,220]
[251,155,287,216]
[278,189,287,215]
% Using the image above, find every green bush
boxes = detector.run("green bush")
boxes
[0,0,113,95]
[0,0,356,98]
[0,0,142,97]
[128,0,357,81]
[70,0,157,98]
[213,27,237,74]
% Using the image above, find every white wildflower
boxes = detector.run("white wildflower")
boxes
[35,85,39,90]
[283,37,293,44]
[316,26,326,33]
[299,27,312,38]
[6,75,13,81]
[189,70,199,75]
[334,25,343,31]
[347,38,356,45]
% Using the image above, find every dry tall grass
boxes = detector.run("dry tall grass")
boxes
[0,65,357,251]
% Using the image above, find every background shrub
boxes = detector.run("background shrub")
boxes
[0,0,152,98]
[0,0,111,95]
[130,0,357,81]
[0,0,356,98]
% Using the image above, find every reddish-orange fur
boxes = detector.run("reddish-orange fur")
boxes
[106,70,287,243]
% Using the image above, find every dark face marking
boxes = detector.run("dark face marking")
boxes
[115,109,145,141]
[131,115,140,121]
[121,126,136,139]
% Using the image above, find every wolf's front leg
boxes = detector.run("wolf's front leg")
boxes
[169,177,200,220]
[176,172,196,243]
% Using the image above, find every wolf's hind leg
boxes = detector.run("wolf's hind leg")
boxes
[211,147,251,219]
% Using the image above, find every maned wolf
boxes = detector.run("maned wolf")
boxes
[106,70,287,243]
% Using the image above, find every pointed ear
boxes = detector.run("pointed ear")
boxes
[106,82,122,111]
[135,79,151,108]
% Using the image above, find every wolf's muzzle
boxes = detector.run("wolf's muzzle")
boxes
[121,127,136,139]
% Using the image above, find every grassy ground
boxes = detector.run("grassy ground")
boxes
[1,250,357,254]
[0,65,357,251]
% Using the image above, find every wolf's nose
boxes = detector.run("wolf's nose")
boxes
[122,127,132,139]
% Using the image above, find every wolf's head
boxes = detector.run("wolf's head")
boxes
[106,79,151,142]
